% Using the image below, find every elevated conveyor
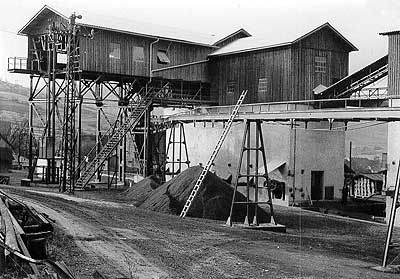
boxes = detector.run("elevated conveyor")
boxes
[159,97,400,125]
[317,55,388,99]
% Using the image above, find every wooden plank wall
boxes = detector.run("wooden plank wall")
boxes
[80,30,149,76]
[209,47,292,105]
[152,40,213,82]
[27,11,68,36]
[210,26,351,105]
[80,29,213,82]
[291,27,350,100]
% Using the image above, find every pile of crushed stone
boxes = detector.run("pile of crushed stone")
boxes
[131,166,268,221]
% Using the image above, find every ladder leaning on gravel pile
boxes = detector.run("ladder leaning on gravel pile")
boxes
[180,89,248,218]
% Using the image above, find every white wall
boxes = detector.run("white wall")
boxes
[291,128,345,204]
[385,100,400,225]
[166,121,345,207]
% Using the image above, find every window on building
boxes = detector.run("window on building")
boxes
[258,78,268,94]
[109,43,121,59]
[157,50,170,64]
[227,80,236,95]
[315,56,326,73]
[133,46,144,62]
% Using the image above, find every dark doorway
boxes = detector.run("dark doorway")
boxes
[311,171,324,200]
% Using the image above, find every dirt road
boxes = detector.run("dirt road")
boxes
[2,186,398,279]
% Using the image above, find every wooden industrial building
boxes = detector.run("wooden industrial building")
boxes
[15,6,357,105]
[208,23,358,104]
[9,6,358,193]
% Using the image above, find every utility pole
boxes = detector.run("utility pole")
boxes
[59,12,93,192]
[349,141,352,170]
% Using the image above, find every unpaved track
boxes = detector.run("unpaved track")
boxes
[24,199,166,278]
[2,187,398,279]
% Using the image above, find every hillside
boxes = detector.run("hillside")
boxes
[0,80,29,122]
[0,80,119,134]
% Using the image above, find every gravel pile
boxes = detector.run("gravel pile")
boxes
[121,175,160,206]
[138,166,268,221]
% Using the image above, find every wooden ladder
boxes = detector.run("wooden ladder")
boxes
[179,90,248,218]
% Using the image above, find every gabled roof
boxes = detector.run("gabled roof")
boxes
[209,22,358,57]
[212,28,251,46]
[293,22,358,51]
[19,5,218,47]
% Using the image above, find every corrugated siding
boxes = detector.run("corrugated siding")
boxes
[209,47,292,105]
[388,34,400,96]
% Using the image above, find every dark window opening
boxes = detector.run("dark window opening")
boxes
[311,171,324,200]
[157,50,170,64]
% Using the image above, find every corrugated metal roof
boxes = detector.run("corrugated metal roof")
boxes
[19,5,218,47]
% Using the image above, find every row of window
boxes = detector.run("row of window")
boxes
[108,43,170,64]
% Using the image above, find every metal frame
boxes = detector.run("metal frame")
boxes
[165,122,190,179]
[226,119,276,227]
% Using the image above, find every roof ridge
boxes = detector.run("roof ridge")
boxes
[209,22,357,57]
[19,5,218,47]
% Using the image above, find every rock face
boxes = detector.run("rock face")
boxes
[138,166,269,222]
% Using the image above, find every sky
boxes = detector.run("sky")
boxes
[1,0,400,87]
